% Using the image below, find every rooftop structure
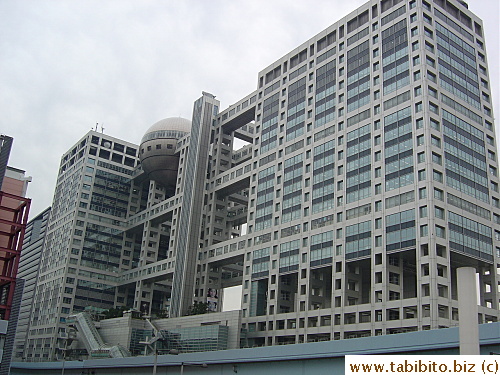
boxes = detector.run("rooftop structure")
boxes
[11,322,500,375]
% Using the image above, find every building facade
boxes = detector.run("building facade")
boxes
[24,132,141,360]
[24,0,499,361]
[13,207,51,360]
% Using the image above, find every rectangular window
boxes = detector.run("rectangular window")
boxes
[435,206,445,220]
[417,135,424,146]
[419,187,427,199]
[432,152,442,165]
[430,119,440,130]
[436,225,445,238]
[417,152,425,163]
[418,169,426,181]
[429,102,439,114]
[431,136,441,148]
[433,170,443,183]
[419,206,428,218]
[434,188,444,201]
[416,118,423,129]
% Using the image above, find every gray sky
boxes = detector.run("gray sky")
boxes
[1,0,499,218]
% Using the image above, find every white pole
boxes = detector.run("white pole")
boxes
[457,267,480,355]
[152,341,158,375]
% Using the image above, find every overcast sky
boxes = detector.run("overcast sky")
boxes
[1,0,499,218]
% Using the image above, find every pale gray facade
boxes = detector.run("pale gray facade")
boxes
[24,132,141,360]
[14,207,51,360]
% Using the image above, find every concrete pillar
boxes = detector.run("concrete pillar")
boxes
[457,267,479,355]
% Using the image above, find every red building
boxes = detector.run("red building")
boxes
[0,135,31,373]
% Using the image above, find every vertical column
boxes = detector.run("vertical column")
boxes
[170,92,219,317]
[457,267,479,355]
[0,135,13,190]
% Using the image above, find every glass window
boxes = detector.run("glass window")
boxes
[426,56,435,68]
[491,181,498,192]
[419,206,428,218]
[420,224,428,237]
[418,169,426,181]
[435,206,445,220]
[419,187,427,199]
[434,188,444,201]
[430,119,440,130]
[431,136,441,148]
[417,152,425,163]
[435,225,445,238]
[432,152,442,165]
[429,102,439,114]
[433,170,443,183]
[416,118,423,129]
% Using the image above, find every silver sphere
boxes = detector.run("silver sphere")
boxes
[139,117,191,191]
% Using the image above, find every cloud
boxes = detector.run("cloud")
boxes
[0,0,498,217]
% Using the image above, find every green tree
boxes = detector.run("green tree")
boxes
[186,301,209,315]
[102,306,128,319]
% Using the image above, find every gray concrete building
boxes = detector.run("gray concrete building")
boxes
[13,207,51,360]
[24,131,141,360]
[23,0,499,361]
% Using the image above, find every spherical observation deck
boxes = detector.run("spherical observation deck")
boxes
[139,117,191,191]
